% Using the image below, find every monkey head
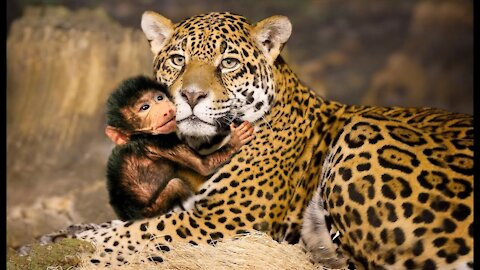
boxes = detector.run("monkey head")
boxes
[105,76,177,145]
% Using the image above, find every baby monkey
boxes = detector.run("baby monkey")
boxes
[105,75,254,220]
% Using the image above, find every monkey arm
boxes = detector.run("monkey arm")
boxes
[190,143,240,176]
[145,121,254,176]
[187,121,255,175]
[146,143,239,176]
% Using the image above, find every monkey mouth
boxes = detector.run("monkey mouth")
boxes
[153,116,177,134]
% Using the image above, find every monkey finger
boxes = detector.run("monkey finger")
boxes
[240,131,255,140]
[233,127,250,136]
[238,121,250,127]
[237,130,250,139]
[239,128,254,138]
[237,123,251,132]
[241,135,255,144]
[243,121,253,128]
[239,131,253,140]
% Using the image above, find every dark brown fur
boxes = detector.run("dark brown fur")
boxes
[105,76,253,220]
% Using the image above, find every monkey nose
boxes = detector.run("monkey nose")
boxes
[181,89,208,108]
[164,108,175,117]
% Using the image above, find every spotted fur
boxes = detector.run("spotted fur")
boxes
[45,12,472,269]
[303,107,473,269]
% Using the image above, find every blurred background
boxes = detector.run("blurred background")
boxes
[6,0,473,249]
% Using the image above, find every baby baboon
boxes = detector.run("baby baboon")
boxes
[105,75,254,220]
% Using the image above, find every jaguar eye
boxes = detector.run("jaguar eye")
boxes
[170,55,185,68]
[220,58,240,70]
[140,104,150,111]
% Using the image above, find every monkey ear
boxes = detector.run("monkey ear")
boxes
[105,126,129,145]
[251,15,292,64]
[141,11,174,55]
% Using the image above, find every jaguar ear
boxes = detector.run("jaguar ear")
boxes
[251,15,292,64]
[141,11,174,55]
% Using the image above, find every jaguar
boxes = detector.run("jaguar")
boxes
[41,11,473,269]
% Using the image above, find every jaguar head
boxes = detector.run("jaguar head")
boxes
[141,11,291,142]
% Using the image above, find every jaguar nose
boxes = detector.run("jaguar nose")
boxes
[180,89,208,108]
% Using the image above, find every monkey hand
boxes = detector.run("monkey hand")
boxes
[229,121,254,151]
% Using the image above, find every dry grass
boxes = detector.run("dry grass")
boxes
[8,232,337,270]
[78,232,321,270]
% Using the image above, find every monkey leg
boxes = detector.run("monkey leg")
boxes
[142,178,193,217]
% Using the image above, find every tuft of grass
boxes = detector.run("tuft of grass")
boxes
[7,238,95,270]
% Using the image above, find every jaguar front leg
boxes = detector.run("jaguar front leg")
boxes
[301,188,349,269]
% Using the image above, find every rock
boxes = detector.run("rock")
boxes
[7,6,153,249]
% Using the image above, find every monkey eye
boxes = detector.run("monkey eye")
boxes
[155,94,164,101]
[139,104,150,111]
